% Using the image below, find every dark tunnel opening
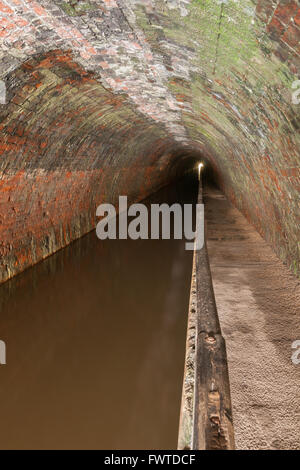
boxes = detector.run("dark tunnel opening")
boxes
[0,0,299,452]
[166,152,218,188]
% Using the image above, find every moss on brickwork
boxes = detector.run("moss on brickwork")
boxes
[0,0,299,278]
[0,52,186,283]
[60,0,96,16]
[133,0,300,276]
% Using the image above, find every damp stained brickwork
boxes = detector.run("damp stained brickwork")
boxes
[0,0,299,281]
[0,51,193,283]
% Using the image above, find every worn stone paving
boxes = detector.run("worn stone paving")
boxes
[206,185,300,450]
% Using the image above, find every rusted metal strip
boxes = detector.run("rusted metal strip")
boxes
[178,179,235,450]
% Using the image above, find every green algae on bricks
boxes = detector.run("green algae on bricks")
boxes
[60,0,96,17]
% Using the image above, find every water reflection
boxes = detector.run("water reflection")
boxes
[0,176,197,449]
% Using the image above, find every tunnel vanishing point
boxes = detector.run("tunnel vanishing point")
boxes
[0,0,299,285]
[0,0,300,449]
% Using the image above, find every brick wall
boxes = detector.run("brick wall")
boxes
[0,1,299,280]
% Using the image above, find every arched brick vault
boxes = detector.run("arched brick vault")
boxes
[0,0,299,283]
[0,51,200,283]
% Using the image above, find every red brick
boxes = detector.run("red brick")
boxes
[274,1,298,25]
[267,16,286,40]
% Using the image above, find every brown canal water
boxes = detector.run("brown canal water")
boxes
[0,176,197,450]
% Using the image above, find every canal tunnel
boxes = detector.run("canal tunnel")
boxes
[0,0,299,451]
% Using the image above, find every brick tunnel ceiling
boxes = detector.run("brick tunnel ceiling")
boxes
[0,0,299,283]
